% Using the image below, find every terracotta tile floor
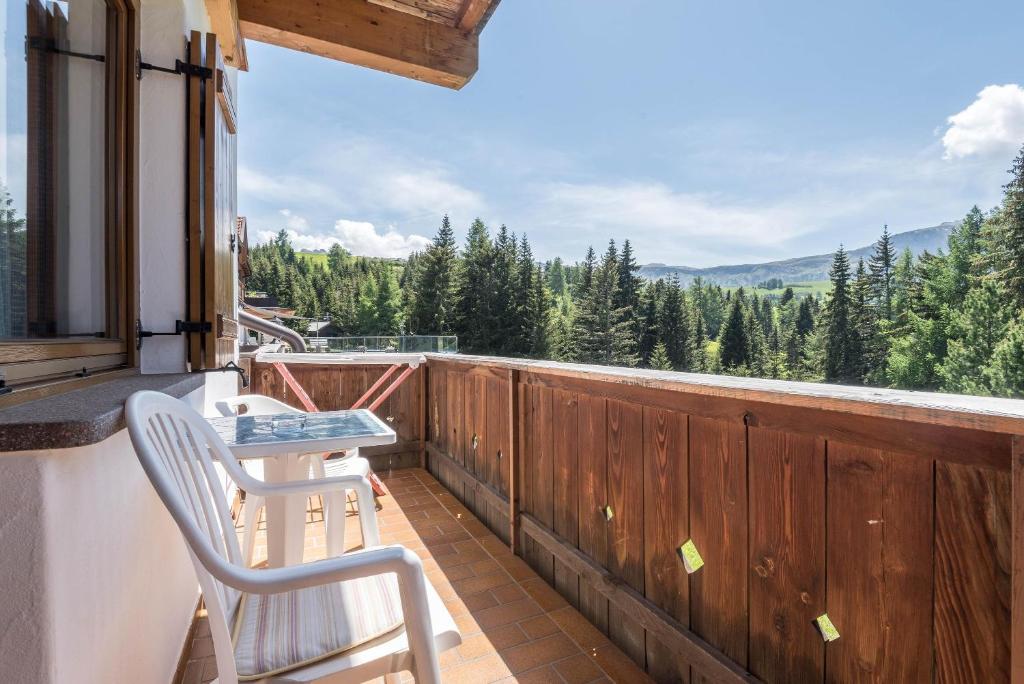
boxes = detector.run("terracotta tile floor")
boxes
[176,467,650,684]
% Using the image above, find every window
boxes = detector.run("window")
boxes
[1,0,135,389]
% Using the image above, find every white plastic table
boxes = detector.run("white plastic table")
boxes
[207,409,396,567]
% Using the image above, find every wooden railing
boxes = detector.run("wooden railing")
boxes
[423,354,1024,684]
[248,357,425,467]
[248,352,1024,682]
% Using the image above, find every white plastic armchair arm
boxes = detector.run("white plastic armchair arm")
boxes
[229,468,380,547]
[192,538,440,683]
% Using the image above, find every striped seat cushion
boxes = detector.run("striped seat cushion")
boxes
[233,573,404,680]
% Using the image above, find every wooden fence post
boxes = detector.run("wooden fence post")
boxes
[416,364,426,470]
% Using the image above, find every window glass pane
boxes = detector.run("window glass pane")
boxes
[1,0,110,339]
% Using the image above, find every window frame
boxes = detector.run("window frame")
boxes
[0,0,138,396]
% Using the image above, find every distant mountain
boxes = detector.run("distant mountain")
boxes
[638,222,956,287]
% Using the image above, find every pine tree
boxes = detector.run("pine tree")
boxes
[985,144,1024,308]
[939,281,1012,394]
[636,283,659,366]
[718,296,749,370]
[851,258,877,382]
[614,240,642,348]
[658,277,691,370]
[491,226,518,352]
[454,218,493,351]
[868,225,896,322]
[947,206,984,304]
[691,313,709,373]
[987,316,1024,397]
[649,342,673,371]
[573,243,637,366]
[410,215,458,334]
[575,247,597,300]
[824,246,858,382]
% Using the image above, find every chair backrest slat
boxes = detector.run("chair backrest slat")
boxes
[128,393,246,629]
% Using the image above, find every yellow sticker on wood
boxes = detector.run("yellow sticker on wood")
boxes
[677,539,704,574]
[815,614,840,642]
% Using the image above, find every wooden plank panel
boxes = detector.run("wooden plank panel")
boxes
[522,514,758,684]
[530,385,555,583]
[203,33,237,368]
[643,407,690,683]
[577,393,608,633]
[509,370,521,549]
[186,32,203,369]
[689,416,748,669]
[552,389,580,607]
[432,366,446,453]
[484,375,502,538]
[522,370,1011,471]
[748,428,825,682]
[934,461,1011,683]
[607,398,646,666]
[462,371,478,512]
[826,442,934,683]
[1014,436,1024,684]
[446,370,464,464]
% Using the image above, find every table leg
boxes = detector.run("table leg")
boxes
[263,453,310,567]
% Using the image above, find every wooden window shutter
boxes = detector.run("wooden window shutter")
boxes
[186,31,238,371]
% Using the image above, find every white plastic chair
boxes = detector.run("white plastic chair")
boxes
[127,390,457,684]
[213,395,368,563]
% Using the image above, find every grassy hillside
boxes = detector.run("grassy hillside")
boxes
[744,280,830,298]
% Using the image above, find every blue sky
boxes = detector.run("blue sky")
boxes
[237,0,1024,267]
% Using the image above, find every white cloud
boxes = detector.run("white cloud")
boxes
[333,219,431,257]
[239,137,485,231]
[278,209,309,232]
[942,84,1024,159]
[525,181,837,264]
[255,216,431,258]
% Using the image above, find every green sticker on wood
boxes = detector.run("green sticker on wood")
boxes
[814,614,840,642]
[677,539,704,574]
[601,505,614,521]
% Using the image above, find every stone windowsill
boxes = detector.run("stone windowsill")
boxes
[0,373,204,453]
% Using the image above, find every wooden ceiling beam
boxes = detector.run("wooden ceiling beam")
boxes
[455,0,490,33]
[205,0,248,70]
[237,0,478,89]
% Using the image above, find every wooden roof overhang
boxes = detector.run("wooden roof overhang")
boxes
[209,0,501,89]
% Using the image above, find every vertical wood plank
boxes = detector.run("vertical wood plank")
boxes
[577,393,609,633]
[1012,436,1024,684]
[934,461,1011,683]
[643,407,690,684]
[185,32,203,369]
[485,376,503,538]
[826,442,933,683]
[532,385,555,583]
[519,384,534,550]
[748,428,825,682]
[508,369,520,550]
[553,389,580,607]
[689,416,748,670]
[607,398,646,666]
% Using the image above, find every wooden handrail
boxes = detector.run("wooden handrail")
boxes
[424,353,1024,436]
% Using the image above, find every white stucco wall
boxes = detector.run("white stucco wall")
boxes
[0,387,207,684]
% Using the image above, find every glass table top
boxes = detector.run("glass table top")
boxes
[207,409,395,456]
